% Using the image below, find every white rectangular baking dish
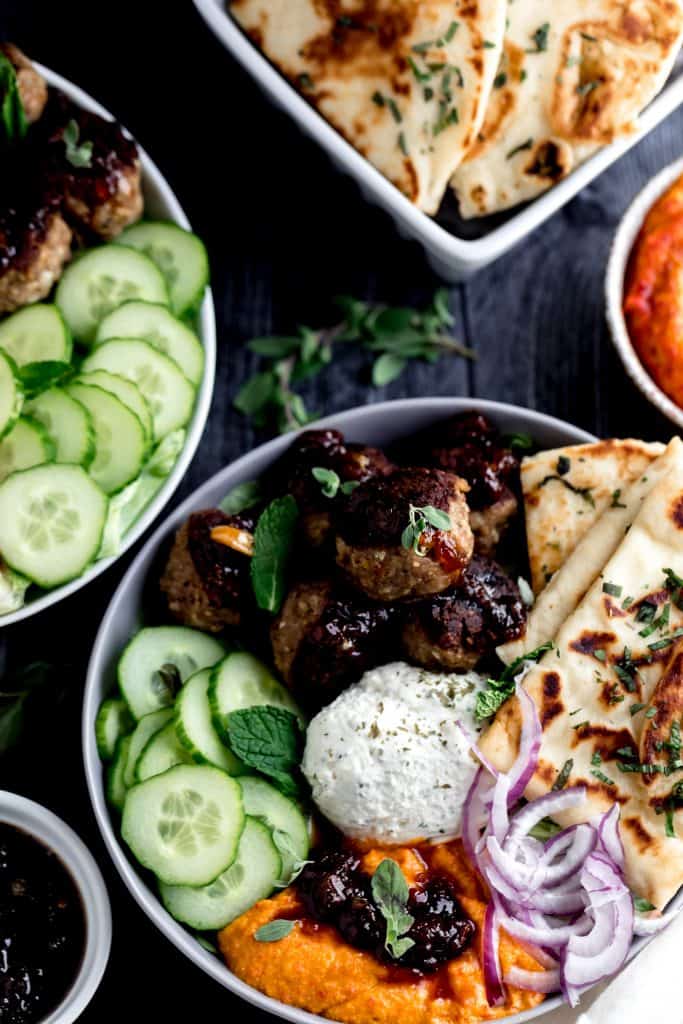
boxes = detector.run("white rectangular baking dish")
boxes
[194,0,683,281]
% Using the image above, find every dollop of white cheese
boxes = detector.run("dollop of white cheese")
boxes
[302,661,487,845]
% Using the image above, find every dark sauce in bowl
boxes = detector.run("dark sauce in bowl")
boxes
[0,823,85,1024]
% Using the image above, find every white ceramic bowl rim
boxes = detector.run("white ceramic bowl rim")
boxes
[606,155,683,431]
[0,790,112,1024]
[0,62,217,627]
[83,397,616,1024]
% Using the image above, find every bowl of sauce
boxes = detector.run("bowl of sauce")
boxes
[606,156,683,430]
[0,792,111,1024]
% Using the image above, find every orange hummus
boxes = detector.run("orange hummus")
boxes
[218,842,545,1024]
[624,172,683,408]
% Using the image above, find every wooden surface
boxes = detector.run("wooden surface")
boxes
[1,2,682,1021]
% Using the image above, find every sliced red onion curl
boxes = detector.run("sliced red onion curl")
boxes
[482,901,505,1007]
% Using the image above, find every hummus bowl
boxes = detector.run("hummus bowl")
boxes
[81,396,623,1024]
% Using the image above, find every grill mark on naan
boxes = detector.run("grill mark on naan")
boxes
[570,629,617,658]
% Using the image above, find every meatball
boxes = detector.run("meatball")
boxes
[0,44,47,124]
[38,92,143,241]
[268,429,393,548]
[271,579,394,711]
[396,412,520,555]
[401,555,526,671]
[160,508,256,632]
[335,467,473,602]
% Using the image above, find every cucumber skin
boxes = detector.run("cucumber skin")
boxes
[18,415,58,464]
[0,304,72,366]
[96,697,134,760]
[25,389,97,469]
[135,721,193,783]
[117,220,209,318]
[66,382,147,496]
[107,734,133,811]
[175,669,243,775]
[0,350,24,441]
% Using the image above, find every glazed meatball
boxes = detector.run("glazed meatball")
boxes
[0,44,47,124]
[271,580,394,711]
[160,508,256,632]
[401,556,526,671]
[397,412,520,555]
[268,429,394,548]
[38,92,143,241]
[335,467,473,602]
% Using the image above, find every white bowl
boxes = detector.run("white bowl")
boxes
[84,397,610,1024]
[0,63,217,627]
[605,156,683,432]
[0,790,112,1024]
[193,0,683,281]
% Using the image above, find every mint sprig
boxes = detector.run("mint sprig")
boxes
[225,705,303,795]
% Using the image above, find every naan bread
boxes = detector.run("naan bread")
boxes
[229,0,506,213]
[480,436,683,909]
[452,0,683,218]
[521,438,664,596]
[500,439,671,664]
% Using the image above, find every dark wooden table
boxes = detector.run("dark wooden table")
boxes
[1,2,682,1020]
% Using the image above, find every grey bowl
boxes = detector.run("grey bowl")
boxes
[84,397,600,1024]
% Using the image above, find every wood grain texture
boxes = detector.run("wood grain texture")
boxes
[0,1,681,1020]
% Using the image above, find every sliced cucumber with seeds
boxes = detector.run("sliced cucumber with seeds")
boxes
[25,388,96,467]
[76,370,154,445]
[0,304,72,366]
[118,625,225,720]
[0,464,107,587]
[81,339,195,440]
[55,245,169,344]
[66,383,146,495]
[0,417,55,483]
[96,697,134,761]
[136,721,192,782]
[239,775,310,882]
[107,734,133,811]
[159,816,281,930]
[0,350,23,440]
[121,764,244,886]
[176,668,243,774]
[95,301,204,386]
[117,222,209,317]
[209,652,303,745]
[124,708,174,787]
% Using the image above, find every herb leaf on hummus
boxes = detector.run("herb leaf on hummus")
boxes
[254,919,297,942]
[371,858,415,960]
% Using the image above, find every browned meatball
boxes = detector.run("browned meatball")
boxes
[469,487,518,557]
[160,508,256,632]
[335,467,473,602]
[0,44,47,124]
[271,580,394,711]
[268,429,394,548]
[401,556,526,671]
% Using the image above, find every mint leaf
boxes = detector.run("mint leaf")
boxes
[474,641,553,720]
[634,897,656,913]
[254,919,296,942]
[62,119,93,168]
[226,705,302,792]
[371,858,415,960]
[0,53,27,150]
[312,466,341,499]
[372,352,407,386]
[250,495,298,613]
[219,480,262,515]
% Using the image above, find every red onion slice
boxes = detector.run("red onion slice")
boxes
[504,966,561,994]
[565,901,617,958]
[595,804,624,871]
[482,901,505,1007]
[633,905,682,935]
[505,787,586,852]
[507,685,542,803]
[461,767,492,868]
[495,903,589,948]
[563,892,633,990]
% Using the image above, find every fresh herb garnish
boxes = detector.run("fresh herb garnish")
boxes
[646,707,658,719]
[556,455,571,476]
[0,52,26,150]
[648,628,683,652]
[591,752,602,766]
[610,489,626,508]
[250,496,298,613]
[226,705,303,795]
[663,568,683,610]
[506,432,534,452]
[528,817,562,841]
[311,467,359,500]
[527,22,550,52]
[62,118,93,168]
[493,71,507,89]
[634,897,655,913]
[219,479,263,515]
[590,768,615,787]
[552,758,573,791]
[371,859,415,960]
[401,504,452,555]
[630,702,647,715]
[254,919,297,942]
[602,582,622,598]
[507,138,534,160]
[576,81,600,97]
[538,474,595,507]
[474,642,553,720]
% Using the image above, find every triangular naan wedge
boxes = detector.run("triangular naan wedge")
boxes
[452,0,683,218]
[500,438,672,664]
[480,436,683,909]
[229,0,506,213]
[521,438,664,596]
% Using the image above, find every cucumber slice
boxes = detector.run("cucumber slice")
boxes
[0,464,107,587]
[176,668,242,775]
[95,301,204,386]
[121,764,244,886]
[76,370,154,445]
[55,245,169,344]
[81,339,195,440]
[66,383,146,495]
[0,350,23,441]
[96,697,134,761]
[136,721,192,782]
[0,304,72,366]
[209,652,303,745]
[239,775,310,881]
[124,708,174,788]
[107,734,133,811]
[0,563,30,615]
[159,816,281,930]
[25,388,96,467]
[118,625,226,720]
[0,417,55,484]
[117,222,209,317]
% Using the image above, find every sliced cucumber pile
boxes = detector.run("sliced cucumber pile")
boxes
[97,632,310,931]
[0,220,207,613]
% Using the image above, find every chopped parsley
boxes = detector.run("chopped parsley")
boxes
[630,703,647,716]
[527,22,550,53]
[590,768,615,787]
[610,489,626,508]
[552,758,574,790]
[556,455,571,476]
[506,137,534,160]
[493,72,507,89]
[602,582,622,598]
[537,474,595,507]
[474,642,553,720]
